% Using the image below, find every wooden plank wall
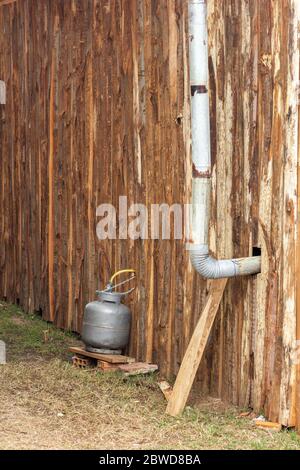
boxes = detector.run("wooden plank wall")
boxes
[206,0,299,428]
[0,0,299,427]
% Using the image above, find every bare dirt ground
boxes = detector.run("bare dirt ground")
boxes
[0,302,299,450]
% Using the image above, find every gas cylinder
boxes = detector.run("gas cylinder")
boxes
[81,269,135,355]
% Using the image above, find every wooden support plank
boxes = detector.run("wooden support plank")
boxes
[68,346,135,364]
[166,278,227,417]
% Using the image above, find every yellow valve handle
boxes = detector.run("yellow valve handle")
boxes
[109,269,136,285]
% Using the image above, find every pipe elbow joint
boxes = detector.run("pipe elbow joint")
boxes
[188,244,261,279]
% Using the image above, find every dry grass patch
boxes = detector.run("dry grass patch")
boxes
[0,302,300,450]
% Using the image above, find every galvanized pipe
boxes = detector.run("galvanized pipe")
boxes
[188,0,261,279]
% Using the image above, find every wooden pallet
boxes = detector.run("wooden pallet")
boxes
[69,346,135,364]
[69,347,158,376]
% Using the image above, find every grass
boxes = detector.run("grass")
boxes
[0,301,300,450]
[0,302,75,360]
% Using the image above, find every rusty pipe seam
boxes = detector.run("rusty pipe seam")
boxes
[188,0,261,279]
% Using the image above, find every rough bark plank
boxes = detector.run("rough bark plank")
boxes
[166,279,227,417]
[296,33,300,431]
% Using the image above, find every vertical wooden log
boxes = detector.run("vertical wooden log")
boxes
[296,83,300,430]
[48,12,58,322]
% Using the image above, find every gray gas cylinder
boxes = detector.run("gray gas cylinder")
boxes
[82,291,131,355]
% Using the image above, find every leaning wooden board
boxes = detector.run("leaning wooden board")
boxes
[68,347,135,364]
[166,279,227,416]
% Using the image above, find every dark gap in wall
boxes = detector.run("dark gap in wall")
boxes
[252,246,261,257]
[35,308,43,317]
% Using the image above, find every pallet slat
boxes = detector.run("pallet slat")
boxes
[71,351,158,376]
[68,347,135,364]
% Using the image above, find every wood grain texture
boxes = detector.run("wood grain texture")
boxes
[295,0,300,429]
[166,278,227,417]
[68,347,135,364]
[0,0,299,428]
